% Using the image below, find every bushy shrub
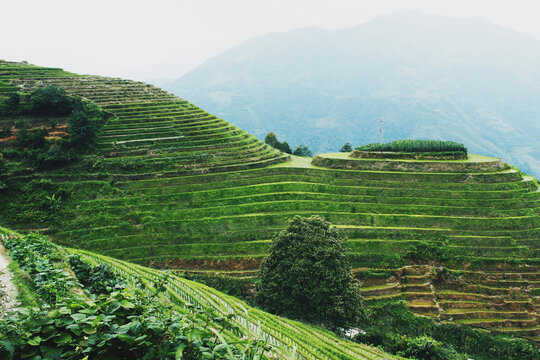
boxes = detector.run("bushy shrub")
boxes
[4,92,20,108]
[396,335,464,360]
[27,86,73,116]
[68,98,108,149]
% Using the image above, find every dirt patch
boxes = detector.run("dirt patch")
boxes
[148,257,263,271]
[0,244,18,316]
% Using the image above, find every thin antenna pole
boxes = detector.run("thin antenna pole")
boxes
[378,118,384,144]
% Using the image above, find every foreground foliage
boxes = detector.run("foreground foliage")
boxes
[256,215,364,327]
[0,233,272,360]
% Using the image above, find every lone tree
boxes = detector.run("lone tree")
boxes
[255,215,364,327]
[340,142,353,152]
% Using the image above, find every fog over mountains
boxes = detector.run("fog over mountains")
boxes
[165,12,540,176]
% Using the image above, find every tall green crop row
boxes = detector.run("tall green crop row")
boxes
[356,140,467,154]
[70,249,398,360]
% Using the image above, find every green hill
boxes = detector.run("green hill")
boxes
[0,60,539,343]
[0,227,395,360]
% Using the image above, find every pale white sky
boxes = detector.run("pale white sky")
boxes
[2,0,540,81]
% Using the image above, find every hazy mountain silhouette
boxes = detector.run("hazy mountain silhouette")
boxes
[165,12,540,176]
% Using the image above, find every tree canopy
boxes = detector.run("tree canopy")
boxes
[255,215,364,327]
[340,142,353,152]
[264,132,292,154]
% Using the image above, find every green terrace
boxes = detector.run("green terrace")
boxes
[0,60,538,342]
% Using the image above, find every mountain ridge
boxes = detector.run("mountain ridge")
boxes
[166,12,540,177]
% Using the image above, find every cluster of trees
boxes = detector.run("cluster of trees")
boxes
[0,86,109,170]
[264,132,312,157]
[356,139,467,154]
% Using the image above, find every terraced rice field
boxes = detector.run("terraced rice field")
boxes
[1,60,539,341]
[65,248,397,360]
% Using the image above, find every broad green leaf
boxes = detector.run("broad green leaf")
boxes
[83,326,97,335]
[28,336,42,346]
[120,300,135,309]
[54,332,72,345]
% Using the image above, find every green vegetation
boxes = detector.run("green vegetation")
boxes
[356,139,467,155]
[356,301,538,360]
[264,132,291,154]
[292,144,312,157]
[256,216,364,327]
[0,60,538,346]
[68,254,125,294]
[0,230,395,359]
[0,233,274,360]
[2,233,76,304]
[340,142,353,152]
[27,85,73,116]
[0,85,109,170]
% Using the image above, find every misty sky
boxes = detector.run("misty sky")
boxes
[3,0,540,82]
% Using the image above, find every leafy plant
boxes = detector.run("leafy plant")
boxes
[2,233,76,304]
[0,235,274,360]
[68,255,125,295]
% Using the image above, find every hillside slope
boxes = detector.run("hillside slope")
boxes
[0,60,539,341]
[0,227,395,360]
[165,12,540,178]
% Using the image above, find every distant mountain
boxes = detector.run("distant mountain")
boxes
[165,12,540,176]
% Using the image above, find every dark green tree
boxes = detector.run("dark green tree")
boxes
[264,132,280,148]
[68,110,96,148]
[340,142,353,152]
[293,144,312,157]
[264,132,292,154]
[279,141,292,154]
[255,215,364,327]
[27,86,73,116]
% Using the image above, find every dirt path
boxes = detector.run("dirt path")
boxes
[0,244,18,316]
